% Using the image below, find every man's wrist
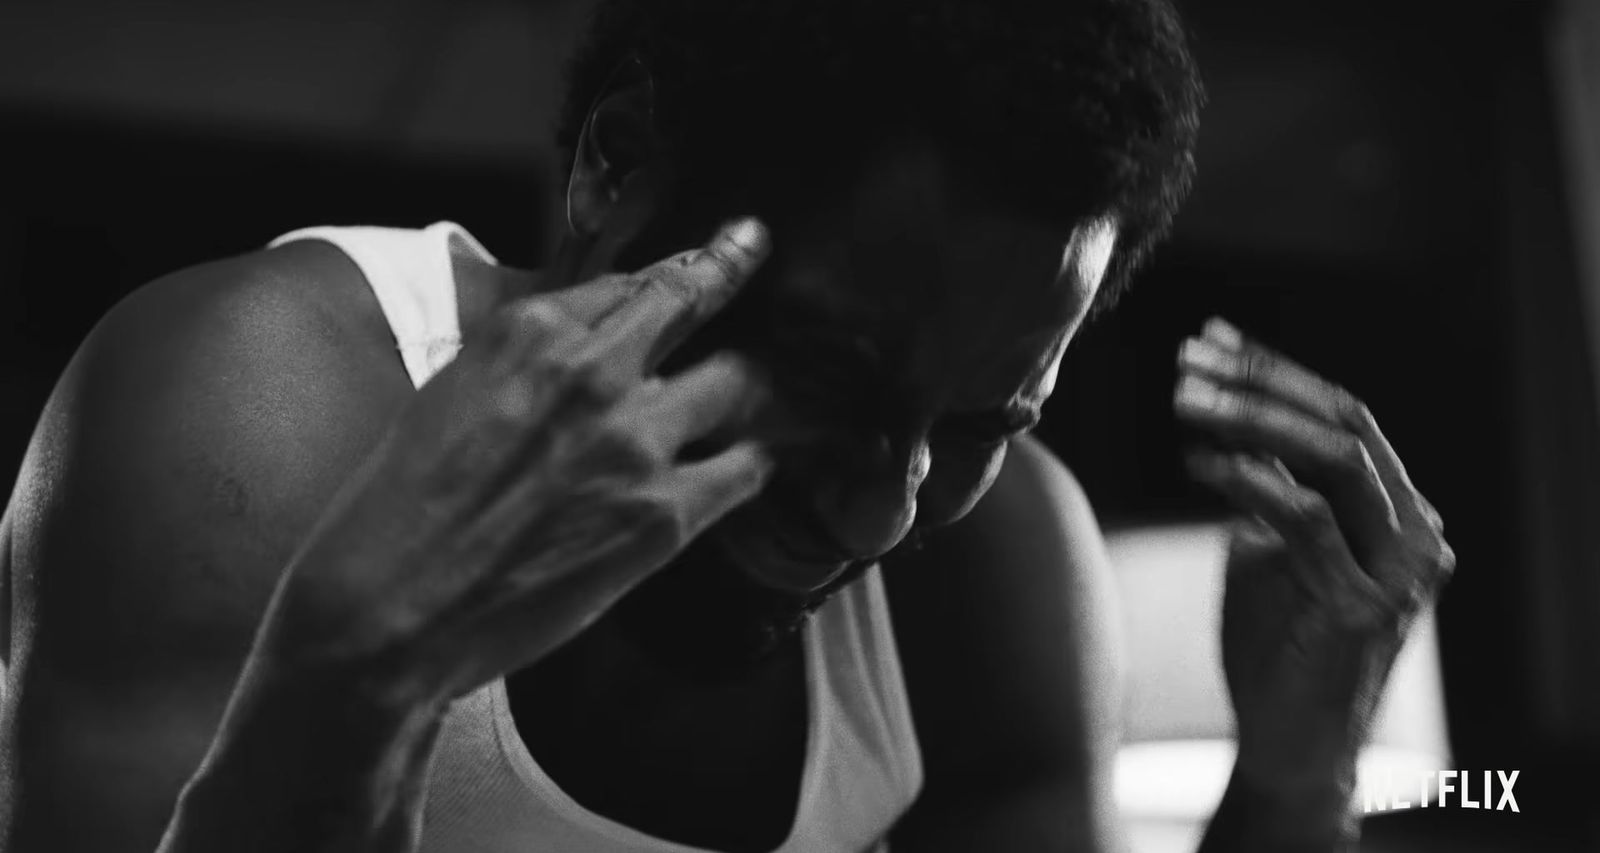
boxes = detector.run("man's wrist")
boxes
[218,650,443,784]
[1199,758,1360,853]
[170,653,445,851]
[1233,694,1375,784]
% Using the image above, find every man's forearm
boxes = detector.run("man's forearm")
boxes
[1196,764,1359,853]
[157,656,443,853]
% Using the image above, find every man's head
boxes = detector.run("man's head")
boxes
[554,0,1202,585]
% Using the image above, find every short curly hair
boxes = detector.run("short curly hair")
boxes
[556,0,1203,313]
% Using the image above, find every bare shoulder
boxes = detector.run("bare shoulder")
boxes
[975,432,1103,549]
[883,435,1124,844]
[884,434,1115,618]
[11,239,413,624]
[0,240,413,851]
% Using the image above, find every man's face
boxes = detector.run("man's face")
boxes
[680,139,1119,588]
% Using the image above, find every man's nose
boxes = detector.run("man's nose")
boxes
[814,432,932,558]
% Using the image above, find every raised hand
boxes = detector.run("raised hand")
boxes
[260,218,778,710]
[1173,317,1454,802]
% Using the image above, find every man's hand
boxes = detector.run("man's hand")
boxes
[270,217,778,710]
[162,218,778,853]
[1174,317,1455,845]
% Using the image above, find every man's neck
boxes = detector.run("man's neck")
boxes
[450,251,546,337]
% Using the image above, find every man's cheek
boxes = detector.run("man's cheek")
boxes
[915,443,1008,528]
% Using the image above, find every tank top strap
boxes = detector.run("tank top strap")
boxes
[267,221,494,388]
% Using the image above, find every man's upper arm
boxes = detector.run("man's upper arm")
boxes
[0,246,410,853]
[884,435,1126,852]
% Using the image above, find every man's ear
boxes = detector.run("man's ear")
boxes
[566,56,662,239]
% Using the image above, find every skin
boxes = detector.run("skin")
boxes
[504,138,1114,853]
[704,152,1102,590]
[0,60,1452,853]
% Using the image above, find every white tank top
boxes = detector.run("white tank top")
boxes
[267,222,925,853]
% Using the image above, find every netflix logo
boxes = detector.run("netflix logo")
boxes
[1362,770,1521,814]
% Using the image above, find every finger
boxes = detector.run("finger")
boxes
[1221,515,1286,584]
[494,299,625,400]
[583,218,771,379]
[610,351,770,460]
[643,440,776,539]
[1176,374,1399,554]
[1264,454,1296,484]
[537,273,637,327]
[1185,317,1431,528]
[1180,333,1349,424]
[478,299,606,408]
[1230,514,1282,554]
[465,494,693,692]
[468,295,588,363]
[1186,450,1390,622]
[1419,495,1444,533]
[448,301,630,516]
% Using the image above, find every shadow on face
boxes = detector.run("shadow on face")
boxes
[588,135,1120,586]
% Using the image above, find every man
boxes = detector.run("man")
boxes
[0,1,1453,851]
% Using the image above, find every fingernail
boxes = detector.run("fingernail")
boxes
[724,217,769,256]
[1175,375,1221,411]
[1204,316,1243,350]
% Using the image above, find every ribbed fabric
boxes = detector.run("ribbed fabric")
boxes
[266,223,924,852]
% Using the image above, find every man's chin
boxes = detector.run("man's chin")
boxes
[709,524,855,594]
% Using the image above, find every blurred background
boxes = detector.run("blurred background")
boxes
[0,0,1596,850]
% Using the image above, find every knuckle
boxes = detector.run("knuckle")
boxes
[510,298,572,340]
[562,355,609,392]
[1236,348,1263,385]
[700,245,744,285]
[488,373,540,423]
[1333,434,1370,472]
[1421,499,1445,533]
[1428,539,1458,584]
[543,355,617,404]
[485,299,582,364]
[1403,535,1455,590]
[1341,394,1376,430]
[703,353,766,402]
[616,492,686,553]
[1225,389,1256,422]
[1289,491,1336,531]
[586,423,659,473]
[643,271,701,310]
[531,350,582,386]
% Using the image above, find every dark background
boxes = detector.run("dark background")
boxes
[1,0,1596,849]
